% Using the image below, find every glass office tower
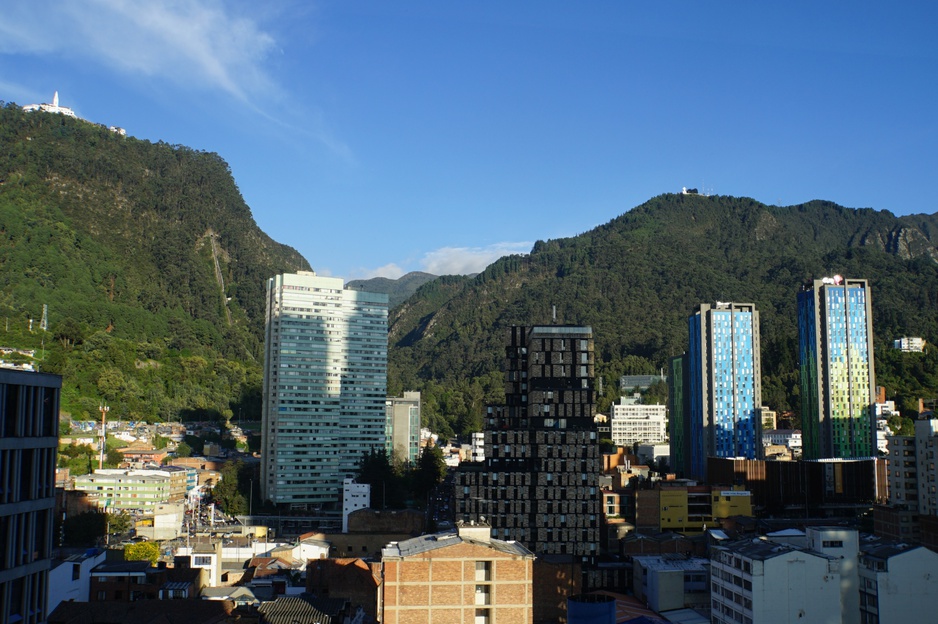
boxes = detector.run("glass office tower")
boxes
[798,277,876,459]
[688,303,762,480]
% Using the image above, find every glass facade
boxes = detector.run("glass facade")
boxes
[668,355,688,477]
[261,272,388,510]
[688,303,762,480]
[798,278,875,459]
[0,369,61,624]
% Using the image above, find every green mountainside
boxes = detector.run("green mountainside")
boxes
[0,103,308,421]
[389,194,938,435]
[4,101,938,437]
[348,271,438,308]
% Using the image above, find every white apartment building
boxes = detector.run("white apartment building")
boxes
[883,418,938,519]
[261,271,388,511]
[893,336,925,352]
[806,527,861,624]
[470,431,485,462]
[859,543,938,623]
[886,434,918,509]
[342,478,370,533]
[762,429,802,451]
[610,395,667,446]
[710,539,843,624]
[915,417,938,516]
[74,469,176,512]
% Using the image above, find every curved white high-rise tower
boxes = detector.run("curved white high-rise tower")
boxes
[260,271,388,512]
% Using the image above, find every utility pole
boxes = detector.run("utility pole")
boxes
[98,404,110,470]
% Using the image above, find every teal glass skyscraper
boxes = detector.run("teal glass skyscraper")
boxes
[687,302,762,480]
[798,277,876,459]
[261,271,388,511]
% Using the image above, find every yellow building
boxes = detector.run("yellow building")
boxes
[659,482,752,534]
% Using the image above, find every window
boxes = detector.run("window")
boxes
[193,556,212,566]
[475,608,491,624]
[475,584,490,605]
[475,561,491,582]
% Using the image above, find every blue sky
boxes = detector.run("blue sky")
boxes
[2,2,936,279]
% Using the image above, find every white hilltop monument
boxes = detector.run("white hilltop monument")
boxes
[22,91,77,118]
[22,91,126,135]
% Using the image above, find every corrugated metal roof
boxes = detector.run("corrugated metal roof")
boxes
[381,531,533,559]
[257,595,332,624]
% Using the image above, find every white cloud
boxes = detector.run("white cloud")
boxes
[349,242,531,282]
[345,262,407,281]
[420,242,532,276]
[0,0,278,103]
[0,1,353,156]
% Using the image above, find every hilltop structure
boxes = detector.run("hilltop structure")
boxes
[261,271,389,512]
[22,91,76,118]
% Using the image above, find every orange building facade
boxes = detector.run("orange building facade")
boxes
[379,523,535,624]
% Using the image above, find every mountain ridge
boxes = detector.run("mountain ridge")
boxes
[4,101,938,433]
[388,194,938,425]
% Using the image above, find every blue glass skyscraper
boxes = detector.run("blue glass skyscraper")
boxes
[687,302,763,480]
[798,277,876,459]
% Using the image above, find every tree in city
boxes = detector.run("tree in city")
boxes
[124,541,160,565]
[414,444,447,503]
[107,511,133,535]
[62,511,106,546]
[212,460,248,515]
[355,449,409,509]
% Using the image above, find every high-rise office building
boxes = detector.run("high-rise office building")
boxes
[668,354,690,477]
[261,271,388,511]
[798,277,876,459]
[385,391,421,464]
[456,325,601,563]
[0,369,60,624]
[686,302,763,480]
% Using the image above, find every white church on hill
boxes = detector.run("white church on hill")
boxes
[22,91,77,118]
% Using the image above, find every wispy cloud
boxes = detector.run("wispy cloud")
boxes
[0,1,353,157]
[351,242,531,281]
[0,0,277,102]
[420,242,531,276]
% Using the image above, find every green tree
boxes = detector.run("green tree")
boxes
[356,449,409,509]
[62,511,106,546]
[175,441,193,457]
[107,511,133,534]
[212,460,248,515]
[124,541,160,565]
[414,445,447,504]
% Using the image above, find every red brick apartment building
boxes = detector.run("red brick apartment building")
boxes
[309,521,535,624]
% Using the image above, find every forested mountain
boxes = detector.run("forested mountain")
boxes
[389,194,938,435]
[0,103,308,421]
[4,101,938,436]
[348,271,437,308]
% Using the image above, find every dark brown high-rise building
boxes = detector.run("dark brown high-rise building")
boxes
[456,325,601,565]
[0,369,60,624]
